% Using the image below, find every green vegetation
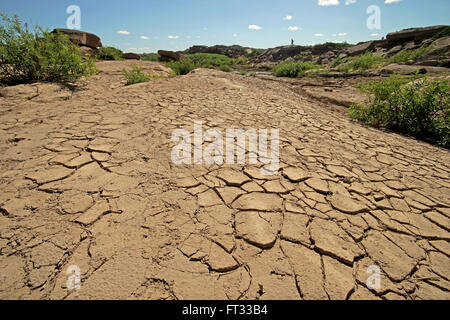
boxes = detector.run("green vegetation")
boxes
[432,26,450,40]
[389,46,431,64]
[165,59,196,75]
[97,46,123,60]
[122,64,161,85]
[164,53,247,75]
[141,53,160,61]
[240,71,247,76]
[0,14,97,84]
[349,75,450,148]
[219,65,232,72]
[336,52,385,73]
[324,42,353,50]
[272,61,322,78]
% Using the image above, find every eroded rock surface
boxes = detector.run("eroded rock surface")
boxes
[0,61,449,300]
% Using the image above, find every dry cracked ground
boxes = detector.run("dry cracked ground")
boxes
[0,60,449,300]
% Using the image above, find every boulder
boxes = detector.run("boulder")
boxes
[51,29,102,48]
[122,53,141,60]
[79,45,98,57]
[347,41,376,56]
[158,50,181,62]
[386,26,448,44]
[381,63,448,75]
[415,36,450,66]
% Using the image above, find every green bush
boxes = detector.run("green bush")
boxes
[165,59,196,75]
[389,46,430,64]
[97,46,123,60]
[432,26,450,40]
[122,64,152,85]
[349,75,450,148]
[272,61,322,78]
[338,52,386,73]
[0,14,97,84]
[220,65,231,72]
[186,53,237,68]
[141,53,160,61]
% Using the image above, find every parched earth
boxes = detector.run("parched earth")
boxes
[0,61,449,300]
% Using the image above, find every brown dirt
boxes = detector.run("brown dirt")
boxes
[0,61,449,300]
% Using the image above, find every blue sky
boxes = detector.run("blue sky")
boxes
[1,0,449,53]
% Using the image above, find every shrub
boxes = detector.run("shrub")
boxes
[141,53,160,61]
[122,64,152,85]
[389,46,430,64]
[338,52,386,73]
[97,46,123,60]
[272,61,322,78]
[349,75,450,148]
[432,26,450,40]
[220,65,231,72]
[186,53,236,68]
[165,59,196,75]
[240,71,247,76]
[0,14,97,84]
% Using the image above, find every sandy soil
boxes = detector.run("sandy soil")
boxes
[0,61,449,300]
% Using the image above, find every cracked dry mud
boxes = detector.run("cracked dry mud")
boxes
[0,60,449,300]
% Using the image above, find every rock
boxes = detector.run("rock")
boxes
[415,36,450,67]
[235,211,281,249]
[310,219,364,265]
[386,45,403,56]
[330,193,368,214]
[158,50,182,61]
[79,45,99,57]
[122,53,141,60]
[347,41,376,56]
[386,25,448,44]
[52,29,102,48]
[381,63,448,75]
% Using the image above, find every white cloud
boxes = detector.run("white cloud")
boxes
[139,36,150,40]
[345,0,357,5]
[385,0,401,3]
[318,0,340,6]
[314,33,324,37]
[338,32,347,36]
[283,15,293,20]
[233,33,238,37]
[117,30,130,35]
[370,33,380,37]
[168,35,179,39]
[248,24,262,30]
[288,26,302,31]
